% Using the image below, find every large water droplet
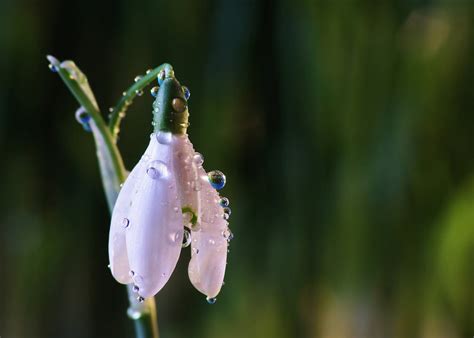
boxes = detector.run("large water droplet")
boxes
[193,153,204,167]
[150,86,159,97]
[219,197,229,207]
[182,229,191,248]
[122,218,130,228]
[206,297,217,304]
[208,170,226,190]
[182,86,190,100]
[134,75,142,82]
[156,131,172,145]
[146,161,169,179]
[172,98,187,113]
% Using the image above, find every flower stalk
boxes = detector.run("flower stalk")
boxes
[47,55,161,338]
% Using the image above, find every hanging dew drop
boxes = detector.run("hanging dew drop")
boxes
[208,170,226,190]
[48,64,58,72]
[182,86,191,100]
[150,86,159,97]
[182,229,191,248]
[135,89,144,96]
[219,197,230,207]
[134,75,142,82]
[206,297,217,304]
[146,161,169,179]
[223,207,231,220]
[145,68,153,74]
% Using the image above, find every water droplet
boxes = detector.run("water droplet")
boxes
[219,197,230,207]
[182,229,191,248]
[135,89,144,96]
[158,69,166,85]
[208,170,226,190]
[75,107,91,132]
[146,160,169,179]
[134,75,142,82]
[170,231,181,243]
[122,91,127,96]
[223,207,231,220]
[208,239,215,245]
[48,64,58,72]
[145,68,153,74]
[206,297,217,304]
[122,218,130,228]
[133,285,139,292]
[150,86,159,97]
[192,247,200,255]
[129,270,135,277]
[156,131,172,145]
[173,206,179,213]
[108,107,114,113]
[172,98,187,113]
[222,228,234,241]
[137,296,145,303]
[193,153,204,167]
[182,86,190,100]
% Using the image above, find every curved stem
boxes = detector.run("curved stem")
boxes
[47,55,159,338]
[109,63,173,141]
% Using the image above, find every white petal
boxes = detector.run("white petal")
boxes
[108,137,158,284]
[126,133,183,298]
[173,135,229,298]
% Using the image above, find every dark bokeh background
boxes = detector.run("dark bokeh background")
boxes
[1,0,473,337]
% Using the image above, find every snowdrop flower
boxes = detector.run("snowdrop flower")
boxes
[108,71,232,302]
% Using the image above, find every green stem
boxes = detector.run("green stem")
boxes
[47,55,159,338]
[109,63,173,141]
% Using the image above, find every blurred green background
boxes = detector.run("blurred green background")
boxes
[0,0,473,337]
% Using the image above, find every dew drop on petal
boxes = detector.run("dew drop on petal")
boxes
[146,161,169,179]
[137,296,145,303]
[129,270,135,277]
[133,285,139,292]
[122,218,130,228]
[156,131,172,145]
[150,86,159,97]
[222,228,234,241]
[182,229,191,248]
[223,207,231,220]
[219,197,230,207]
[134,75,142,82]
[145,68,153,74]
[206,297,217,304]
[182,86,190,100]
[208,170,226,190]
[135,89,144,96]
[193,153,204,167]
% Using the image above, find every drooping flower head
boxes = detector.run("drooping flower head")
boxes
[108,66,232,303]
